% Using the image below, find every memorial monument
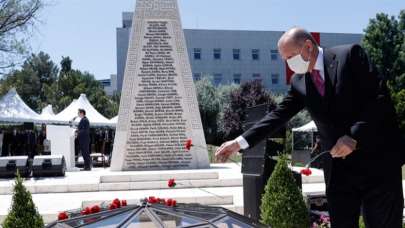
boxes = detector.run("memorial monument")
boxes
[110,0,210,171]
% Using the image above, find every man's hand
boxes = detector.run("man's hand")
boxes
[330,135,357,158]
[215,140,241,163]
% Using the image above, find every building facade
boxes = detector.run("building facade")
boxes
[115,12,363,93]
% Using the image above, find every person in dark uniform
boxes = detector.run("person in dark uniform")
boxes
[77,109,91,171]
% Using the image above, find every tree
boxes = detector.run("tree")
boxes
[363,10,405,135]
[0,52,58,111]
[45,57,118,118]
[195,77,220,144]
[260,155,310,227]
[0,0,43,72]
[2,172,44,228]
[221,80,276,140]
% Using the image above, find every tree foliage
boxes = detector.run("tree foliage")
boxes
[2,172,44,228]
[363,10,405,135]
[0,0,43,72]
[0,53,119,118]
[260,155,309,227]
[221,80,276,140]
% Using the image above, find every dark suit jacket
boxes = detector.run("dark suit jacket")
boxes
[242,44,402,187]
[78,116,90,145]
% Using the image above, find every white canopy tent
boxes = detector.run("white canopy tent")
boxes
[39,104,56,121]
[291,120,318,153]
[52,94,113,126]
[0,88,41,123]
[292,121,317,132]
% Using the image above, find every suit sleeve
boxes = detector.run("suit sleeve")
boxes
[241,84,304,148]
[346,44,390,149]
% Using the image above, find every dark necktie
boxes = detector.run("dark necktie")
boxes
[311,69,325,96]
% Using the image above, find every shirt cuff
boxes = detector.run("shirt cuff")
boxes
[235,136,249,150]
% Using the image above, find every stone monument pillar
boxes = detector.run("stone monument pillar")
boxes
[110,0,210,171]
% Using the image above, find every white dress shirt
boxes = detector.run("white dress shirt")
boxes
[235,47,325,150]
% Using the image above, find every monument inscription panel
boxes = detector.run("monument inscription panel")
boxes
[111,0,209,171]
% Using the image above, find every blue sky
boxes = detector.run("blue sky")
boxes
[30,0,404,80]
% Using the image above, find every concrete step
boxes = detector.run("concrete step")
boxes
[0,178,242,194]
[100,171,219,183]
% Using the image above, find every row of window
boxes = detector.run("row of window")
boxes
[193,48,279,61]
[193,73,280,85]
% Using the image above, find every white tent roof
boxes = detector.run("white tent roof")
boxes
[292,121,318,132]
[39,104,55,120]
[0,88,41,123]
[110,116,118,124]
[53,94,112,126]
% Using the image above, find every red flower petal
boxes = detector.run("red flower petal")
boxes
[165,198,173,206]
[109,203,117,210]
[300,168,312,176]
[185,139,193,151]
[91,205,101,213]
[58,212,69,220]
[168,178,177,188]
[113,198,121,208]
[121,200,127,207]
[172,200,177,207]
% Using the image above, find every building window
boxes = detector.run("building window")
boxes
[271,50,279,60]
[194,48,201,60]
[233,74,241,84]
[213,48,221,60]
[252,49,260,60]
[233,49,240,60]
[253,73,262,83]
[194,73,201,81]
[214,73,222,86]
[271,73,279,84]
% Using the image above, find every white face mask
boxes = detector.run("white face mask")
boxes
[286,46,312,74]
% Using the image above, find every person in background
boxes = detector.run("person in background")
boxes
[77,109,91,171]
[310,135,322,169]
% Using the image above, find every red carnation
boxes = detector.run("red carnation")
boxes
[91,205,101,214]
[58,211,69,220]
[168,178,176,188]
[185,139,193,151]
[112,198,121,208]
[148,196,158,204]
[172,200,177,207]
[109,203,117,210]
[165,198,173,206]
[80,207,91,215]
[121,200,127,207]
[300,168,312,176]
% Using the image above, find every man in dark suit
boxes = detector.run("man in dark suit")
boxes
[77,109,91,171]
[215,27,403,227]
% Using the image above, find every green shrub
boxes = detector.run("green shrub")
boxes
[260,155,309,227]
[2,172,44,228]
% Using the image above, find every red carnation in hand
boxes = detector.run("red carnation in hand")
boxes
[112,198,121,208]
[109,203,118,210]
[91,205,101,214]
[121,200,127,207]
[58,211,69,220]
[185,139,193,151]
[168,178,176,188]
[80,207,91,215]
[300,168,312,176]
